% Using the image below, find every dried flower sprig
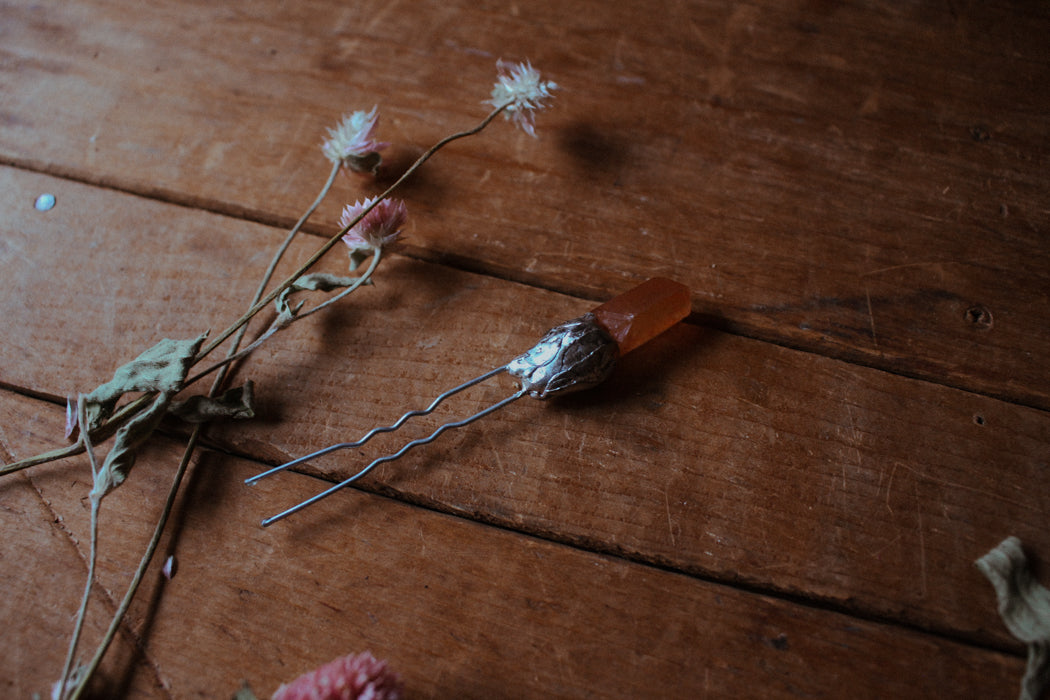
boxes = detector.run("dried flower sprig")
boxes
[3,59,557,700]
[486,60,558,136]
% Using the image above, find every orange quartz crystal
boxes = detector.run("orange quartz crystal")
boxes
[591,278,691,356]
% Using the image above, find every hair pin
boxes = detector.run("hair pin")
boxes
[247,277,691,526]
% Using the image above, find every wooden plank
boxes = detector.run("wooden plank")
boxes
[1,167,1047,653]
[2,389,1026,698]
[1,0,1048,406]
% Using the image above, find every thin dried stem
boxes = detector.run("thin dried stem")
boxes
[293,247,382,322]
[57,399,102,700]
[0,394,153,477]
[0,442,83,477]
[256,161,344,312]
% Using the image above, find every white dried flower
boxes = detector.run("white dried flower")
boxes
[322,106,389,173]
[486,60,557,136]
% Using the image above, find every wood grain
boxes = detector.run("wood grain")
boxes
[2,389,1026,699]
[3,0,1049,697]
[1,0,1048,407]
[2,166,1046,657]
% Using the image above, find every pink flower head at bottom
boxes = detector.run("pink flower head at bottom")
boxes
[340,197,408,255]
[271,651,403,700]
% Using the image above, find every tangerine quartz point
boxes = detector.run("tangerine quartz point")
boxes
[591,278,691,356]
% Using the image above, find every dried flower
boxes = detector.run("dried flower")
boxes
[340,197,408,256]
[271,651,403,700]
[322,107,389,173]
[486,60,557,136]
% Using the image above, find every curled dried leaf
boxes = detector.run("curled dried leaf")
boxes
[275,273,372,322]
[90,391,173,501]
[290,272,369,293]
[168,381,256,423]
[977,537,1050,700]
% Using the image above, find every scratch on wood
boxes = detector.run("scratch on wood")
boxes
[363,0,402,32]
[913,479,928,599]
[884,462,896,516]
[0,422,15,465]
[487,436,506,475]
[889,461,1027,511]
[868,532,903,561]
[842,403,863,490]
[864,286,879,349]
[859,260,970,278]
[664,488,676,547]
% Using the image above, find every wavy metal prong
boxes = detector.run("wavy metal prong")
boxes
[260,388,526,526]
[245,365,508,485]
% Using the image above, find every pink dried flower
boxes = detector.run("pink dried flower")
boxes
[486,60,557,137]
[340,197,407,255]
[322,107,389,173]
[271,651,403,700]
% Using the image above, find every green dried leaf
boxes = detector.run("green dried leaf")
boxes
[275,273,371,323]
[82,333,207,431]
[290,272,367,292]
[231,682,259,700]
[90,391,173,501]
[274,291,305,328]
[977,537,1050,700]
[169,381,256,423]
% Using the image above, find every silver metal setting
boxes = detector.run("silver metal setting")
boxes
[507,312,619,399]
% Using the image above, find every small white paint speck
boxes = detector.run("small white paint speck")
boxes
[34,193,56,211]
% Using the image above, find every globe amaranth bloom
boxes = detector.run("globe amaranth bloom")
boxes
[271,651,403,700]
[322,107,389,173]
[340,197,408,255]
[486,60,557,137]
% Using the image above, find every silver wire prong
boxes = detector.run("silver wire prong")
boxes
[260,388,526,527]
[245,365,509,485]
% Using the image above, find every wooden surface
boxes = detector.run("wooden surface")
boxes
[2,1,1048,698]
